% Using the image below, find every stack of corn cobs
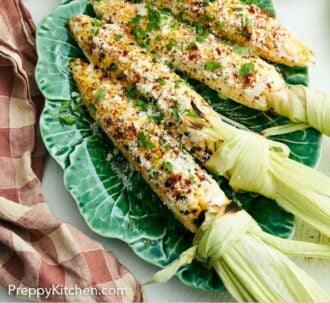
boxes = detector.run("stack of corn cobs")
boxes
[68,0,330,302]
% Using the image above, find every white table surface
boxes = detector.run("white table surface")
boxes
[1,0,329,302]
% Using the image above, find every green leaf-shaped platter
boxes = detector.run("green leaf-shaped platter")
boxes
[36,0,322,292]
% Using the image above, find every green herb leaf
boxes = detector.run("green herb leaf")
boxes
[157,78,166,86]
[94,90,106,102]
[245,16,251,29]
[188,169,196,184]
[149,112,164,124]
[205,61,222,71]
[135,98,148,111]
[132,26,147,44]
[195,22,205,36]
[163,161,173,172]
[186,41,197,50]
[172,107,180,120]
[166,38,176,51]
[195,22,209,43]
[92,19,105,28]
[126,85,138,99]
[240,62,255,77]
[130,15,142,26]
[205,14,213,22]
[115,34,123,41]
[108,63,119,71]
[146,3,162,31]
[233,45,249,55]
[216,21,225,30]
[137,131,156,150]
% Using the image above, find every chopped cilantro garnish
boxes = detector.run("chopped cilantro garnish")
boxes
[146,3,162,31]
[130,15,142,26]
[188,169,196,184]
[195,22,209,42]
[163,161,173,172]
[108,63,118,71]
[137,131,156,150]
[94,90,106,102]
[195,22,204,35]
[115,34,123,41]
[245,16,251,29]
[172,107,180,120]
[233,45,249,55]
[126,85,138,99]
[205,14,213,22]
[135,99,148,111]
[166,38,176,51]
[149,112,164,124]
[239,62,255,77]
[157,78,166,86]
[170,21,178,29]
[151,168,159,178]
[132,26,147,44]
[186,41,197,50]
[205,61,222,71]
[92,19,105,28]
[217,21,225,30]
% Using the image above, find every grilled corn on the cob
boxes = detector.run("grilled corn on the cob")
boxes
[70,58,330,303]
[69,15,330,236]
[71,59,227,233]
[137,0,312,67]
[91,0,330,136]
[92,0,285,111]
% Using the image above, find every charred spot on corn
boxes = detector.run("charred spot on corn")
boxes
[224,201,242,214]
[164,175,180,188]
[194,210,206,228]
[185,116,207,131]
[190,100,206,118]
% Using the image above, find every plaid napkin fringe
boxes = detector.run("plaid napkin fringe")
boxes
[0,0,143,303]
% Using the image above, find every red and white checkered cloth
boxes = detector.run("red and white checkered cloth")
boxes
[0,0,143,302]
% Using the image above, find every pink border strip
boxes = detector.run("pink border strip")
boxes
[1,303,328,329]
